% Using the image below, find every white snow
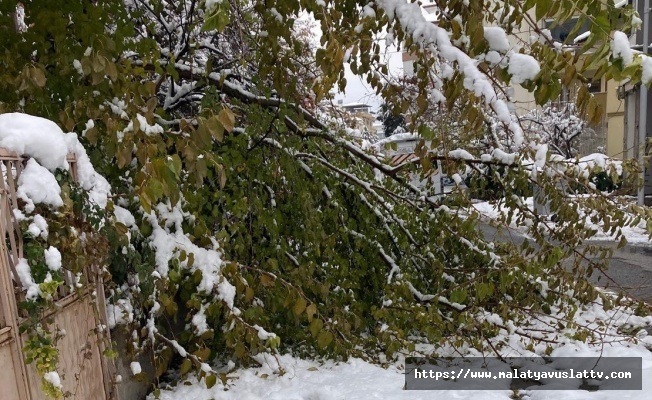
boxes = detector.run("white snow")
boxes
[205,0,222,12]
[573,30,590,44]
[64,132,111,209]
[148,336,652,400]
[0,113,69,171]
[611,31,634,67]
[136,114,164,135]
[73,59,84,76]
[484,27,510,52]
[577,153,623,176]
[472,196,651,243]
[27,214,48,239]
[373,0,524,145]
[508,53,541,84]
[130,361,142,375]
[253,325,277,341]
[16,158,63,213]
[492,148,517,164]
[170,340,187,358]
[448,148,474,160]
[145,201,224,294]
[191,305,209,335]
[114,205,136,228]
[642,56,652,85]
[16,258,40,300]
[43,371,63,390]
[44,246,62,271]
[217,279,236,309]
[106,298,134,329]
[0,113,111,209]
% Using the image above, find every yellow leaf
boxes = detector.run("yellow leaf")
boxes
[245,286,254,302]
[92,55,106,73]
[218,107,236,133]
[293,297,307,316]
[30,67,46,87]
[106,61,118,81]
[305,303,317,322]
[193,347,211,361]
[219,164,227,189]
[260,274,275,287]
[317,331,333,349]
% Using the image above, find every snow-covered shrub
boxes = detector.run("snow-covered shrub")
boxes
[0,113,115,398]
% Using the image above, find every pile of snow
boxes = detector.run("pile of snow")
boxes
[575,153,623,177]
[16,158,64,213]
[508,53,541,84]
[43,371,63,390]
[0,112,111,210]
[106,298,135,329]
[15,258,40,300]
[484,27,510,52]
[0,113,69,170]
[149,354,510,400]
[611,31,634,67]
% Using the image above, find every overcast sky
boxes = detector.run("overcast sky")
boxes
[302,12,404,112]
[333,47,404,112]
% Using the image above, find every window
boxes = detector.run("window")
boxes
[588,79,603,93]
[544,17,590,43]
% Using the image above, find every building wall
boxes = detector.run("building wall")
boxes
[510,14,623,158]
[606,79,625,157]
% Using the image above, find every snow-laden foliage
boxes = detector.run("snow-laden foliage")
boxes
[0,113,114,398]
[521,103,590,158]
[0,0,651,396]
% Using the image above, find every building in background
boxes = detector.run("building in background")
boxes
[510,8,627,158]
[335,101,379,139]
[621,0,652,204]
[401,2,438,76]
[401,3,626,159]
[375,133,443,196]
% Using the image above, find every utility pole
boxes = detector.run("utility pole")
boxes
[639,0,650,206]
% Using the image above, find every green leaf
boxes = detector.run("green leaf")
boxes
[316,331,333,349]
[180,359,192,375]
[205,374,217,389]
[202,5,230,32]
[309,319,323,337]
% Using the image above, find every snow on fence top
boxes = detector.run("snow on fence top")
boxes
[0,112,111,210]
[0,113,113,306]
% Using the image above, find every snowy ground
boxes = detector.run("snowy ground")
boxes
[151,345,652,400]
[472,197,651,244]
[151,296,652,400]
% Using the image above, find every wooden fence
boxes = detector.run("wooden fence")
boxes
[0,148,115,399]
